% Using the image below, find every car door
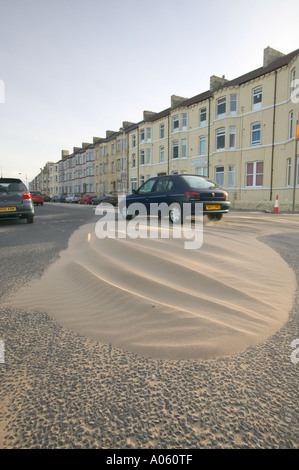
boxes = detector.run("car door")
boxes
[147,176,175,216]
[129,177,157,214]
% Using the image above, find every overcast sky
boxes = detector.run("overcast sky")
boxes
[0,0,298,184]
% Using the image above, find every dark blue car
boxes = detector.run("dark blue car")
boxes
[120,174,230,223]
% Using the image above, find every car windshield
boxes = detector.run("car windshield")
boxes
[0,179,27,192]
[180,175,219,189]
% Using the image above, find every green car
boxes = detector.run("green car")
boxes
[0,178,35,224]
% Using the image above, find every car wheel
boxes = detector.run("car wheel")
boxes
[26,215,34,224]
[207,213,223,221]
[169,204,183,224]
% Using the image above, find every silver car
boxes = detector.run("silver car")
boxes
[65,194,81,203]
[0,178,35,223]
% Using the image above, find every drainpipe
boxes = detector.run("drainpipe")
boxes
[207,97,211,178]
[292,120,298,213]
[137,127,140,187]
[167,114,170,174]
[270,70,277,201]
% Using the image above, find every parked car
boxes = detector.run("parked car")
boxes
[31,190,44,206]
[92,193,118,206]
[0,177,34,223]
[79,194,95,205]
[119,174,230,223]
[65,194,81,203]
[51,194,67,203]
[43,194,51,202]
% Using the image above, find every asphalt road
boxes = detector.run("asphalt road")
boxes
[0,204,298,451]
[0,203,98,300]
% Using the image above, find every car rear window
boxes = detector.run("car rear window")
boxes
[0,179,27,192]
[180,175,218,189]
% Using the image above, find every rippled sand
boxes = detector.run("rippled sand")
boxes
[5,212,295,360]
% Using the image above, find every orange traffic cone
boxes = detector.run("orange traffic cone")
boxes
[273,195,279,213]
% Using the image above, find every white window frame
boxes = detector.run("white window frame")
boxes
[146,148,151,164]
[253,86,262,110]
[291,68,296,93]
[287,158,291,186]
[146,127,151,142]
[230,94,237,116]
[200,107,207,127]
[251,122,261,146]
[160,146,165,163]
[181,113,187,131]
[131,177,137,192]
[181,138,187,158]
[199,136,206,156]
[229,126,236,149]
[215,166,224,186]
[228,165,235,187]
[216,128,225,150]
[160,123,165,139]
[217,97,226,119]
[246,161,264,187]
[172,140,179,159]
[196,166,208,177]
[289,111,293,139]
[172,115,179,133]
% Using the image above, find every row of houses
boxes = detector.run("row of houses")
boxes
[30,46,299,211]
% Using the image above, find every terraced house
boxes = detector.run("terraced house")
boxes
[33,46,299,211]
[125,46,299,211]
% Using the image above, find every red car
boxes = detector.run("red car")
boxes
[79,194,95,205]
[31,191,44,206]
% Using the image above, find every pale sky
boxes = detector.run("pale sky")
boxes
[0,0,298,184]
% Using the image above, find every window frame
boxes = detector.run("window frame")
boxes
[181,138,187,158]
[289,110,293,139]
[228,165,235,188]
[216,127,225,150]
[172,115,179,133]
[200,107,207,127]
[287,158,291,186]
[251,122,261,146]
[252,86,262,110]
[246,161,264,187]
[229,126,236,149]
[160,146,165,163]
[199,136,206,156]
[181,113,187,131]
[217,97,226,119]
[230,94,237,116]
[215,166,224,186]
[172,140,179,159]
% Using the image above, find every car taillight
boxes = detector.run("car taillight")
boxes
[23,192,32,200]
[185,191,200,197]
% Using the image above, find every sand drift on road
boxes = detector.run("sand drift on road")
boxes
[6,213,296,360]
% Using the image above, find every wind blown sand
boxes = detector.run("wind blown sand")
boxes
[5,214,295,360]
